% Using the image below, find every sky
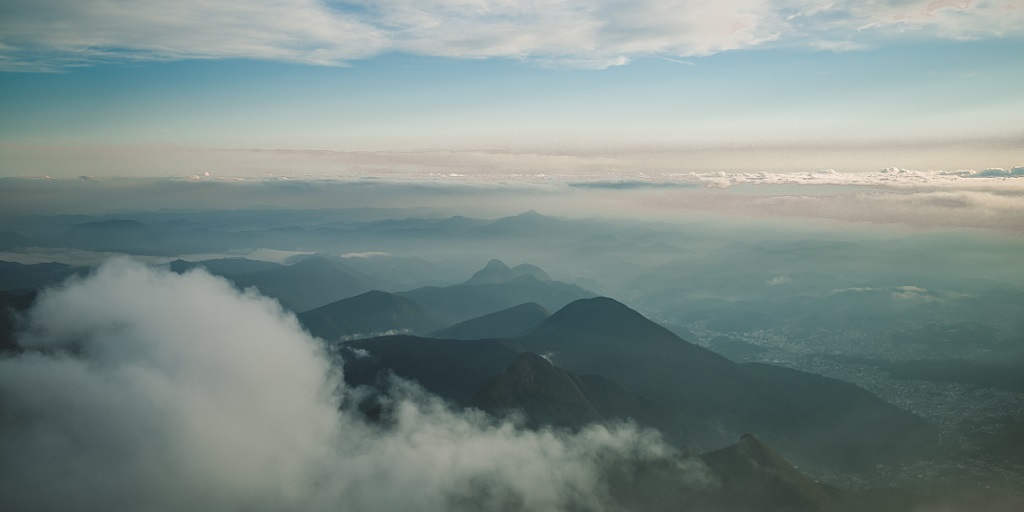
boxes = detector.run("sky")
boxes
[0,1,1022,178]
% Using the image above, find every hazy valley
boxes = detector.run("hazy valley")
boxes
[2,202,1022,511]
[4,2,1023,509]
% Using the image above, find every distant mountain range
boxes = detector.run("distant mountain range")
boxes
[0,245,943,475]
[168,256,591,320]
[398,258,593,324]
[299,290,442,341]
[0,237,981,509]
[282,258,585,340]
[211,255,389,312]
[431,302,550,340]
[0,210,627,257]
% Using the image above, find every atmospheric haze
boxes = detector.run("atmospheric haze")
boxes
[2,1,1023,510]
[0,259,709,512]
[1,179,1022,511]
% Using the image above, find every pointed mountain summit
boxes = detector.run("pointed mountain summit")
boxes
[432,302,550,340]
[516,297,937,470]
[520,296,739,415]
[701,434,841,512]
[167,259,198,274]
[464,259,554,285]
[528,296,686,345]
[299,290,441,341]
[464,259,517,285]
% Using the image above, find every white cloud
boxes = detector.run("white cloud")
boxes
[891,285,936,301]
[739,188,1024,232]
[676,167,1024,190]
[0,1,385,72]
[341,251,390,259]
[0,260,707,511]
[2,1,1023,71]
[336,328,410,341]
[605,169,1024,232]
[831,285,937,301]
[778,1,1024,48]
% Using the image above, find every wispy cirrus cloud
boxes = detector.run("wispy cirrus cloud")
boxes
[0,0,385,71]
[2,1,1023,71]
[778,0,1024,47]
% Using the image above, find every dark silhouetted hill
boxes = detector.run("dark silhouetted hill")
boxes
[468,352,725,445]
[196,257,282,276]
[340,335,520,404]
[0,261,84,292]
[167,259,198,274]
[511,297,937,470]
[701,433,841,512]
[298,290,442,341]
[338,296,937,471]
[468,352,606,428]
[0,289,35,353]
[431,302,550,340]
[517,297,740,411]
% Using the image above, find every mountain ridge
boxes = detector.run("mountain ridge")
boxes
[431,302,550,340]
[398,260,593,324]
[299,290,442,341]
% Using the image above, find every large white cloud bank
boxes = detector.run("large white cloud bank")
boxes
[0,259,701,511]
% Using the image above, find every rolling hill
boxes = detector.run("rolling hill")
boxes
[431,302,550,340]
[299,290,442,341]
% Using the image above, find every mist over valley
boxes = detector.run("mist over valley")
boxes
[3,1,1023,508]
[2,186,1022,511]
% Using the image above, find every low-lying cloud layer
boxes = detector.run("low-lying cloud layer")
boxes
[0,260,701,511]
[2,1,1023,70]
[2,169,1022,234]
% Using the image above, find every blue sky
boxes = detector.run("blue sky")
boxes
[1,1,1022,177]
